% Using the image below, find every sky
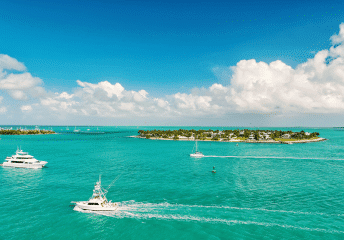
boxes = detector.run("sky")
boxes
[1,0,344,126]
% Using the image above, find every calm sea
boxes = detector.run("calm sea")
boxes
[1,126,344,240]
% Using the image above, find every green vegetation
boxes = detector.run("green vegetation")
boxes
[138,129,321,142]
[0,129,55,135]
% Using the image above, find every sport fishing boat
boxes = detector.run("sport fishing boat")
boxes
[2,148,47,169]
[72,176,120,211]
[190,141,204,157]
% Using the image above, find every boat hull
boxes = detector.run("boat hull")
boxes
[75,202,119,211]
[2,161,47,169]
[190,153,204,157]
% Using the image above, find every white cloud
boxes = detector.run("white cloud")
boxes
[76,80,124,99]
[0,106,6,114]
[20,105,32,111]
[167,23,344,115]
[0,54,26,71]
[2,23,344,125]
[0,72,42,90]
[8,90,27,100]
[0,56,45,101]
[331,23,344,45]
[0,96,6,114]
[57,92,74,99]
[35,80,170,118]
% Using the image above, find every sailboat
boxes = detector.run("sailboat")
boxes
[190,141,204,157]
[73,126,80,133]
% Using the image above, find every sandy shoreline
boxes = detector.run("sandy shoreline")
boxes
[132,136,327,144]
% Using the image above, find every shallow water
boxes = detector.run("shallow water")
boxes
[1,126,344,239]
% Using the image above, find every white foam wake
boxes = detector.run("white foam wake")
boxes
[73,202,344,234]
[203,155,344,161]
[113,201,342,217]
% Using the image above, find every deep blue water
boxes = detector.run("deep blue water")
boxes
[1,126,344,239]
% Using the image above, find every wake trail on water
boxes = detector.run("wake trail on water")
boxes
[203,155,344,161]
[73,201,344,234]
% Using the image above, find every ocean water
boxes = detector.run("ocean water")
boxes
[1,126,344,240]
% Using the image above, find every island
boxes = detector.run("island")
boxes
[0,128,55,135]
[136,129,326,144]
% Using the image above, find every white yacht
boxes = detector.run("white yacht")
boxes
[72,176,120,211]
[190,141,204,157]
[2,148,47,169]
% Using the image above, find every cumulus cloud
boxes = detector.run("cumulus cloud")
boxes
[2,23,344,124]
[227,34,344,113]
[0,96,5,114]
[166,23,344,115]
[0,55,45,100]
[331,23,344,45]
[0,106,6,114]
[37,80,170,118]
[20,105,32,111]
[0,54,26,71]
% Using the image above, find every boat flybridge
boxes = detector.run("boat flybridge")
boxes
[2,148,47,169]
[190,141,204,157]
[72,176,120,211]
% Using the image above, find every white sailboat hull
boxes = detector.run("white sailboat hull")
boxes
[190,141,204,157]
[190,153,204,157]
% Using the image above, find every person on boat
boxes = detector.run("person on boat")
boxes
[212,166,216,173]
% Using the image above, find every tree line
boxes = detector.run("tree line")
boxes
[0,129,55,135]
[138,129,320,141]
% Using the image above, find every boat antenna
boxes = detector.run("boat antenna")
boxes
[106,166,136,191]
[106,172,124,191]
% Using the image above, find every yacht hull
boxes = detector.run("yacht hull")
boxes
[2,161,47,169]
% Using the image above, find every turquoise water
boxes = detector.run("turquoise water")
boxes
[1,126,344,239]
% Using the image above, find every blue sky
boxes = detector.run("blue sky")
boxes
[1,0,344,126]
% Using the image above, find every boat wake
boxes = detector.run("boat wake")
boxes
[73,201,344,234]
[203,155,344,161]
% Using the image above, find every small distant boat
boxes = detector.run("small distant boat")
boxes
[72,176,120,211]
[73,126,80,133]
[190,141,204,157]
[79,127,105,134]
[2,148,47,169]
